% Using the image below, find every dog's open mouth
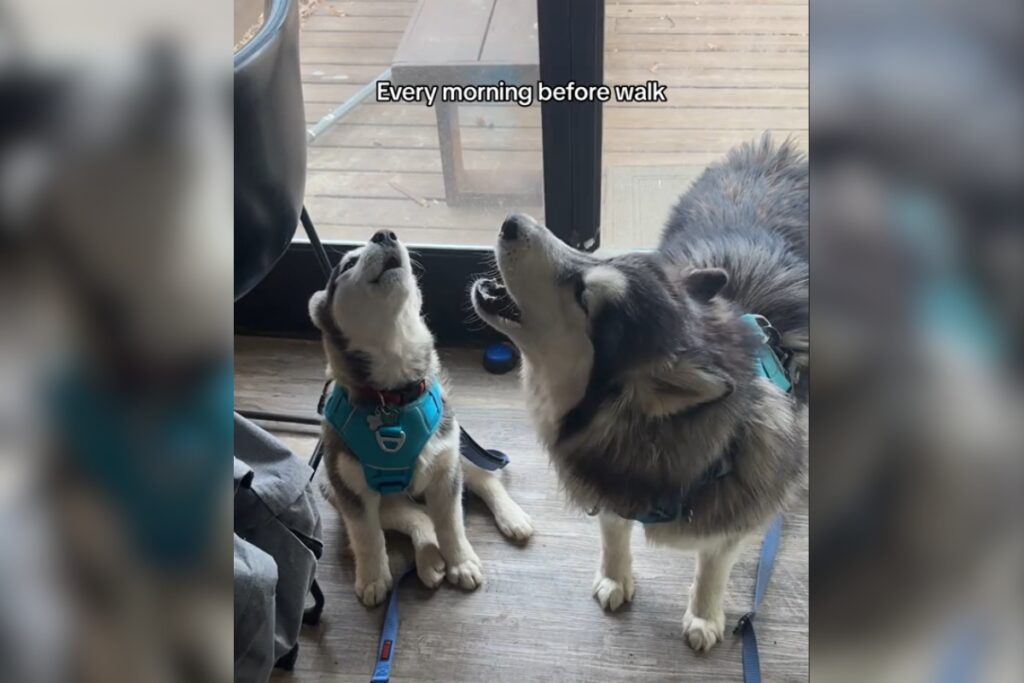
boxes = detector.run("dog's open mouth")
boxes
[371,255,403,283]
[473,278,522,324]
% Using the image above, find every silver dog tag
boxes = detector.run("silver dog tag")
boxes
[367,407,399,431]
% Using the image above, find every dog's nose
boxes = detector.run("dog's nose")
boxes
[372,230,398,245]
[500,214,523,241]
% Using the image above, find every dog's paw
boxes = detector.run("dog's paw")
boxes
[415,544,446,589]
[354,570,393,607]
[494,504,534,542]
[445,553,484,590]
[683,609,725,653]
[593,573,635,612]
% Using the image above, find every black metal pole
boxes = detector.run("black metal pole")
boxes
[300,206,333,277]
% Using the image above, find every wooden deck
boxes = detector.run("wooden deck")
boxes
[237,337,809,682]
[298,0,807,248]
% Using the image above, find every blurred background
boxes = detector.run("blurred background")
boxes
[811,0,1023,681]
[2,0,1023,680]
[1,1,232,682]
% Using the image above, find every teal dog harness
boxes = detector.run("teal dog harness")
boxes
[630,313,795,524]
[321,379,444,495]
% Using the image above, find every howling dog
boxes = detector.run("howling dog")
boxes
[309,230,533,606]
[471,136,807,651]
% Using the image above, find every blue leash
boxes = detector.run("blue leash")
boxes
[734,514,784,683]
[370,570,414,683]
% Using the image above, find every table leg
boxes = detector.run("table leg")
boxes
[435,100,465,205]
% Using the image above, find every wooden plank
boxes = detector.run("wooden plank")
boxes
[302,15,411,33]
[606,49,807,69]
[302,83,807,107]
[306,170,447,201]
[300,65,806,89]
[304,101,807,130]
[609,0,805,4]
[306,146,749,174]
[313,122,540,151]
[311,123,805,153]
[296,56,806,80]
[392,0,495,64]
[606,3,808,18]
[614,16,807,35]
[298,28,806,52]
[315,1,420,18]
[606,66,806,87]
[606,32,806,50]
[605,86,806,107]
[299,47,397,65]
[303,194,539,229]
[299,31,403,48]
[238,341,809,683]
[301,64,396,82]
[479,0,539,64]
[301,83,367,103]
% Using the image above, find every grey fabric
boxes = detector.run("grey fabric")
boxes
[233,414,322,682]
[233,534,277,683]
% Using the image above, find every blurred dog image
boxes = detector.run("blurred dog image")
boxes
[472,136,807,651]
[309,230,532,607]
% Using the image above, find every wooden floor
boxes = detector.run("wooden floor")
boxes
[237,336,808,682]
[298,0,808,249]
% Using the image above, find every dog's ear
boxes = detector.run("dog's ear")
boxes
[308,290,328,331]
[636,358,733,417]
[683,268,728,303]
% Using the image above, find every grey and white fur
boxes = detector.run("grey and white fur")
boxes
[471,135,807,651]
[309,230,533,607]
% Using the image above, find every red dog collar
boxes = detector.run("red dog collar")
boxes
[354,379,428,407]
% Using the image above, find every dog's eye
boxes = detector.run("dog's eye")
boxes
[340,256,359,274]
[574,275,588,313]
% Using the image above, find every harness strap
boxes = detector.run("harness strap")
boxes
[733,514,784,683]
[459,426,510,471]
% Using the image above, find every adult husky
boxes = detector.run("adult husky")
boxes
[471,135,807,651]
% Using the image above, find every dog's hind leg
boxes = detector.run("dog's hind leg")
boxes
[593,512,635,612]
[463,462,534,542]
[683,537,743,652]
[379,496,446,589]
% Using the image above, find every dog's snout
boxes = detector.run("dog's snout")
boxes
[500,214,524,241]
[372,230,398,245]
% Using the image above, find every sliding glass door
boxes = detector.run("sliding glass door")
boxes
[235,0,606,344]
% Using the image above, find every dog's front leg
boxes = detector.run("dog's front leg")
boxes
[684,538,742,652]
[425,460,483,589]
[379,495,446,589]
[341,491,393,607]
[593,511,635,611]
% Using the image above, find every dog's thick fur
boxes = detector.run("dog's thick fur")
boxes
[471,135,807,650]
[309,231,532,606]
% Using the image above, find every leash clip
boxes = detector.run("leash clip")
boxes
[733,611,756,635]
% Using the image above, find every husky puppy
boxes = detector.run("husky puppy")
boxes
[471,136,807,651]
[309,230,533,607]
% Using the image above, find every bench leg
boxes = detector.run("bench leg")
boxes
[435,101,466,205]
